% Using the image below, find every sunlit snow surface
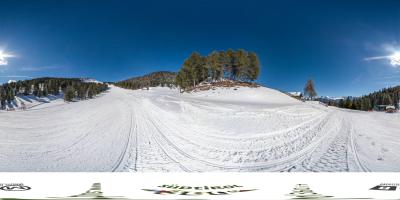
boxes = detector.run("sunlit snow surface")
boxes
[0,85,399,172]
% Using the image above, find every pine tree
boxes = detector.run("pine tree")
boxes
[217,51,227,80]
[247,52,260,81]
[226,49,235,79]
[382,93,393,105]
[0,87,4,109]
[207,51,221,81]
[344,97,352,109]
[64,86,75,102]
[7,88,14,103]
[87,85,94,98]
[236,49,249,81]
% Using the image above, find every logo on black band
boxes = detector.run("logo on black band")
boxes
[370,184,400,191]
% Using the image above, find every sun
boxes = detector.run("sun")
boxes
[389,52,400,66]
[0,50,14,65]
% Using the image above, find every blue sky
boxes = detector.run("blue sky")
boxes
[0,0,399,96]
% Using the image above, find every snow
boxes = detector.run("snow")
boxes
[0,85,399,172]
[321,96,344,100]
[1,94,64,111]
[186,86,299,105]
[288,91,301,96]
[81,78,103,84]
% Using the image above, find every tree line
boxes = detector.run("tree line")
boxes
[115,71,176,90]
[176,49,260,91]
[320,86,400,111]
[0,77,109,108]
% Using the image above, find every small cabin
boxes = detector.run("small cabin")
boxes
[374,105,397,113]
[386,105,396,113]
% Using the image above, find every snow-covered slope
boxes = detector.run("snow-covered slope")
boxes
[185,86,299,105]
[0,85,399,172]
[1,94,64,111]
[81,78,103,84]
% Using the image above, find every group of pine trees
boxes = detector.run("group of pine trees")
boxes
[0,78,109,109]
[115,71,176,90]
[176,49,260,91]
[321,86,400,111]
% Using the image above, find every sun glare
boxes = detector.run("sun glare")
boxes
[0,50,14,65]
[389,52,400,66]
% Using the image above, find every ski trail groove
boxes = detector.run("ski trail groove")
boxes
[145,108,335,171]
[112,104,134,172]
[136,103,193,172]
[133,122,139,172]
[348,122,370,172]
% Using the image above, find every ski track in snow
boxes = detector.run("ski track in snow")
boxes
[0,85,399,172]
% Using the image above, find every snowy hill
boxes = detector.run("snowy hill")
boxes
[185,86,300,105]
[0,85,399,172]
[81,78,103,84]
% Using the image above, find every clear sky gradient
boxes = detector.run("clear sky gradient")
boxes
[0,0,399,96]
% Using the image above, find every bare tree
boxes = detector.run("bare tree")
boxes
[304,79,317,100]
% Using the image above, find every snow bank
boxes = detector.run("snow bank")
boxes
[185,86,300,105]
